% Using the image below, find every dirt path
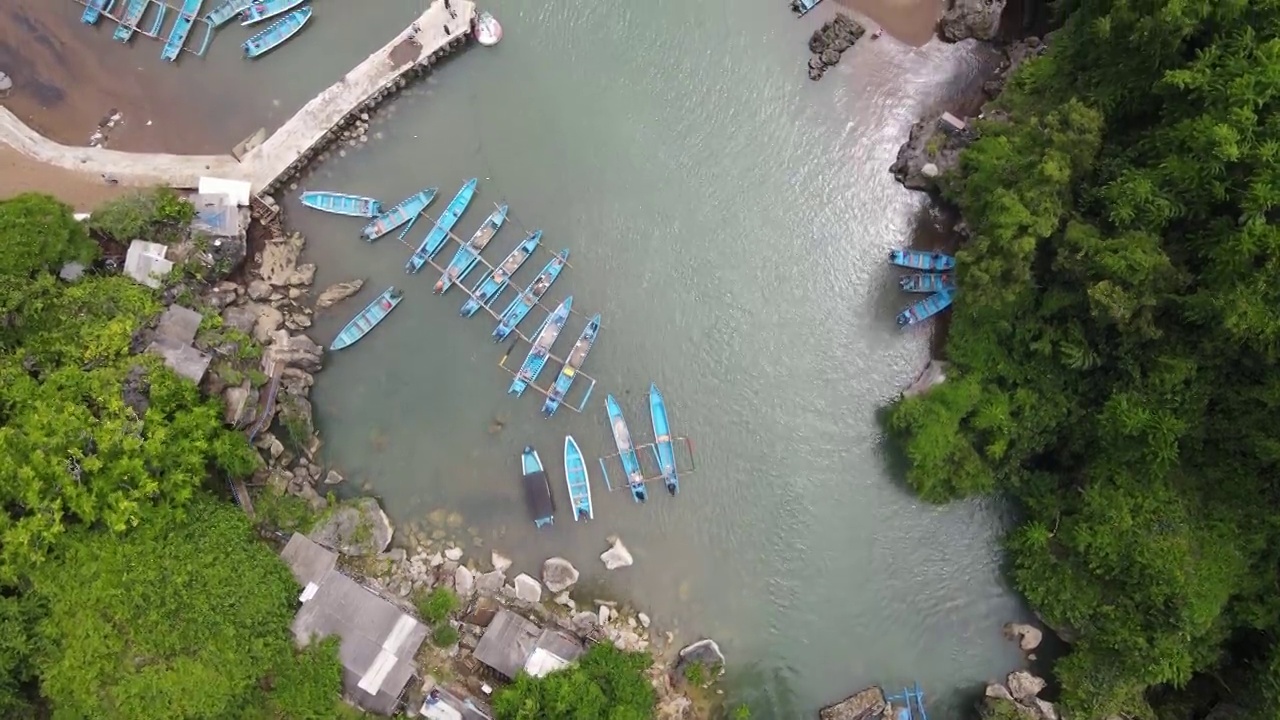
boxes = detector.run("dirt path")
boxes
[0,145,125,210]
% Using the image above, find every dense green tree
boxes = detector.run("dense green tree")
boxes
[88,187,197,245]
[0,193,97,278]
[492,643,656,720]
[888,0,1280,716]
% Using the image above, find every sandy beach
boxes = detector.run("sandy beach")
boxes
[0,144,125,210]
[837,0,943,46]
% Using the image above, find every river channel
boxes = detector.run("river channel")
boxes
[188,0,1030,714]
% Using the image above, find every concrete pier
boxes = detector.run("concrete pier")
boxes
[0,0,476,193]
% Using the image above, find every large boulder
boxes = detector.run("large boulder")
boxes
[542,557,580,593]
[315,279,365,310]
[1004,622,1043,651]
[454,565,475,599]
[512,573,543,603]
[475,570,506,596]
[820,686,886,720]
[939,0,1007,42]
[1006,670,1047,701]
[308,497,394,555]
[890,116,972,192]
[258,232,305,286]
[600,536,634,570]
[675,639,726,682]
[223,381,253,425]
[265,330,323,373]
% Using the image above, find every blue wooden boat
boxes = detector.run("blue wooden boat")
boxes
[434,204,508,294]
[542,314,600,418]
[896,288,954,327]
[161,0,203,61]
[405,178,478,274]
[649,383,679,496]
[204,0,251,27]
[242,6,311,59]
[509,297,573,397]
[885,683,929,720]
[240,0,305,25]
[459,231,541,317]
[330,286,403,351]
[113,0,147,40]
[889,248,956,271]
[300,190,382,218]
[360,187,435,241]
[792,0,822,15]
[82,0,115,24]
[899,272,955,293]
[564,435,593,521]
[492,249,569,342]
[606,395,647,503]
[521,447,555,529]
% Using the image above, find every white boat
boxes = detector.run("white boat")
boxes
[475,11,502,46]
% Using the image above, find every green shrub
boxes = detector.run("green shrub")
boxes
[417,588,460,625]
[431,624,460,648]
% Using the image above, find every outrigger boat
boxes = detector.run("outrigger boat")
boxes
[899,272,955,293]
[242,6,311,59]
[791,0,823,16]
[300,190,382,218]
[330,286,403,350]
[161,0,204,62]
[896,288,954,328]
[649,383,679,496]
[509,297,573,397]
[406,178,478,274]
[435,204,508,293]
[82,0,115,24]
[520,446,555,529]
[241,0,305,25]
[360,187,436,241]
[204,0,251,27]
[113,0,148,41]
[460,231,541,317]
[542,314,600,418]
[889,248,956,271]
[564,435,593,521]
[605,395,647,503]
[492,249,569,342]
[885,683,930,720]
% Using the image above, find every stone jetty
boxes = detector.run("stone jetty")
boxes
[0,0,477,192]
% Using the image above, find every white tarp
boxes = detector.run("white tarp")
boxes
[124,240,172,289]
[523,647,570,678]
[198,176,252,206]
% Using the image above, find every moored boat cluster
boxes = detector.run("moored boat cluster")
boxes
[889,248,957,327]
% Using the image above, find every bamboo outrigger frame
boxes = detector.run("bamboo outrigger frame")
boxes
[597,435,697,493]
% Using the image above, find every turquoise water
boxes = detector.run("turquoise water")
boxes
[231,0,1024,714]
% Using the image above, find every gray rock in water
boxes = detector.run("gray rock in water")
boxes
[512,573,542,602]
[542,557,580,593]
[475,570,505,596]
[1003,622,1043,651]
[889,116,973,192]
[600,537,634,570]
[323,470,345,485]
[675,638,726,681]
[315,279,365,310]
[491,551,513,573]
[1006,670,1046,701]
[444,546,464,562]
[921,162,940,178]
[308,497,394,555]
[454,565,475,598]
[939,0,1007,42]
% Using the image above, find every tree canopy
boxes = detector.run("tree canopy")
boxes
[889,0,1280,717]
[492,643,656,720]
[0,193,96,279]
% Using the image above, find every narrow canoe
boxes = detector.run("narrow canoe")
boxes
[241,0,305,25]
[564,435,593,521]
[113,0,147,41]
[300,190,383,218]
[896,288,954,328]
[360,187,436,241]
[204,0,251,27]
[161,0,203,62]
[792,0,822,15]
[405,178,479,274]
[509,297,573,397]
[521,446,555,529]
[82,0,115,25]
[889,248,956,272]
[542,314,601,418]
[330,286,404,350]
[492,249,569,342]
[899,272,956,294]
[459,231,541,317]
[434,204,508,293]
[606,395,647,503]
[243,6,311,59]
[649,383,679,496]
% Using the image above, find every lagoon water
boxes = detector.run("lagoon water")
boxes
[223,0,1027,714]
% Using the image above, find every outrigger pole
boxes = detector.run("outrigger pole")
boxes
[489,200,575,269]
[597,436,697,492]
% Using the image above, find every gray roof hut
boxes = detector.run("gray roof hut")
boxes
[280,534,430,716]
[471,608,584,681]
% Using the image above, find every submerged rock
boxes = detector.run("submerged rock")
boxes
[1004,622,1043,651]
[600,537,634,570]
[491,551,513,573]
[308,497,394,555]
[675,638,726,681]
[542,557,580,593]
[315,279,365,309]
[939,0,1007,42]
[820,686,886,720]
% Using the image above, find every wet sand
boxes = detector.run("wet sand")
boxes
[0,145,124,210]
[0,0,230,154]
[836,0,943,46]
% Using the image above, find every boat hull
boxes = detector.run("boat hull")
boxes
[492,249,569,341]
[520,447,555,529]
[889,248,956,271]
[406,178,479,273]
[606,395,647,503]
[460,231,541,317]
[242,6,311,59]
[361,187,436,241]
[898,272,955,294]
[205,0,251,27]
[241,0,305,25]
[649,383,679,496]
[436,204,508,293]
[300,191,383,218]
[564,435,593,521]
[896,288,954,327]
[542,314,600,417]
[161,0,204,62]
[113,0,149,42]
[82,0,115,24]
[330,286,403,350]
[509,297,573,397]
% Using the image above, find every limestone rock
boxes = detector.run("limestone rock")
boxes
[1006,670,1047,701]
[491,551,512,573]
[600,536,633,570]
[265,330,324,373]
[476,570,505,595]
[252,305,285,344]
[985,683,1013,702]
[287,264,317,287]
[571,611,598,635]
[316,279,365,310]
[444,546,463,562]
[1004,622,1043,652]
[512,573,542,602]
[308,497,394,555]
[638,612,651,629]
[939,0,1007,42]
[247,279,272,301]
[655,696,693,720]
[890,116,973,192]
[257,232,305,286]
[554,592,575,608]
[221,304,259,335]
[598,605,611,625]
[323,470,344,485]
[223,381,253,425]
[542,557,580,593]
[675,639,726,681]
[820,687,886,720]
[454,565,475,598]
[428,552,444,567]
